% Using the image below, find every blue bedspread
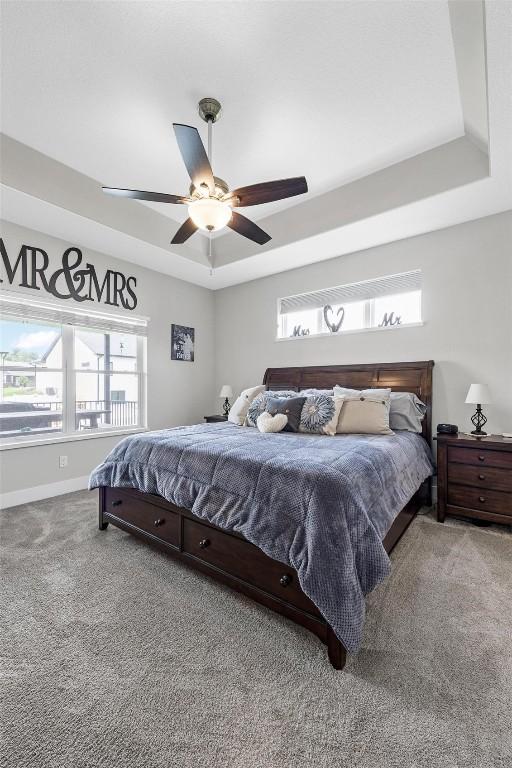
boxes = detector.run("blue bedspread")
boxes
[89,423,433,651]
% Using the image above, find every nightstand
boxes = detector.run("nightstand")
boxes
[436,434,512,525]
[204,415,228,423]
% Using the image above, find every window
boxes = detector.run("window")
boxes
[277,271,422,339]
[0,295,147,445]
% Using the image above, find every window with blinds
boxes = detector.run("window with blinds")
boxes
[0,292,148,445]
[277,270,422,339]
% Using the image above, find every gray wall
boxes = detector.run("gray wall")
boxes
[214,211,512,438]
[2,211,511,501]
[0,221,215,496]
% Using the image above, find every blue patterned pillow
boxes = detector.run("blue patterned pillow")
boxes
[246,390,297,427]
[299,394,345,436]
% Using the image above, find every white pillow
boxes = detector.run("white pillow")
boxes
[228,384,266,426]
[257,412,288,433]
[334,385,391,398]
[336,394,393,435]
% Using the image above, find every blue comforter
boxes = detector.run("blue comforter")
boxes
[89,423,433,651]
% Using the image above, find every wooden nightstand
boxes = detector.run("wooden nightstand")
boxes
[436,434,512,525]
[204,415,228,423]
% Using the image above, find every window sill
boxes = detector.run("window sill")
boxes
[0,426,148,451]
[275,321,424,342]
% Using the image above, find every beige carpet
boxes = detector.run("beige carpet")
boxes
[1,491,511,768]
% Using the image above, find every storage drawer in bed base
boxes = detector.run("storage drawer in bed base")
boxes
[99,483,427,670]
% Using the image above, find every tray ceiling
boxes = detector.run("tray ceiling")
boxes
[1,1,511,289]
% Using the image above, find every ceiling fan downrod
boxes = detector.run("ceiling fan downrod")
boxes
[198,97,222,164]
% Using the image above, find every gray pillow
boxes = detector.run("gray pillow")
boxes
[389,392,427,433]
[266,396,306,433]
[246,390,297,427]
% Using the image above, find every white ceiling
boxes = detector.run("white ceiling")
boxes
[1,1,511,289]
[1,0,464,223]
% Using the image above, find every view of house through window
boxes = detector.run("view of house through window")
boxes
[0,316,145,443]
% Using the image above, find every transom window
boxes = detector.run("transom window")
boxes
[277,271,422,339]
[0,295,147,446]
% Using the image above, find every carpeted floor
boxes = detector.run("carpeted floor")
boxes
[1,491,511,768]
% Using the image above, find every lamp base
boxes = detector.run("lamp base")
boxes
[470,404,487,435]
[222,398,230,416]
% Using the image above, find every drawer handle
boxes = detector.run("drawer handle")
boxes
[280,574,292,587]
[479,496,486,503]
[154,518,165,527]
[478,474,486,480]
[199,538,210,549]
[111,499,123,507]
[478,456,485,462]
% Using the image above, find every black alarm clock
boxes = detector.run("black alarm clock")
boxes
[437,423,458,435]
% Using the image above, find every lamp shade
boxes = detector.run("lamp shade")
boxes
[219,385,233,399]
[465,383,492,405]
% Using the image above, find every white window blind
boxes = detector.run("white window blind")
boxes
[0,291,148,336]
[278,270,422,315]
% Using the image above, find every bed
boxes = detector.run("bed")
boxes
[91,360,434,670]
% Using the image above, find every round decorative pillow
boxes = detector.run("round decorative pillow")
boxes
[300,394,345,436]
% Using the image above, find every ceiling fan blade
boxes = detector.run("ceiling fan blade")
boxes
[173,123,215,193]
[228,176,308,207]
[102,187,188,204]
[171,217,198,245]
[227,211,271,245]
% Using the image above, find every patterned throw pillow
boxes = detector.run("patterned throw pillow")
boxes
[245,390,297,427]
[299,394,345,436]
[265,396,306,433]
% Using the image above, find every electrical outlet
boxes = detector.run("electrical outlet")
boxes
[59,455,68,468]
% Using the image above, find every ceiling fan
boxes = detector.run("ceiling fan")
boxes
[102,97,308,246]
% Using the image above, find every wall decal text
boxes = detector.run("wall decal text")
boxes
[0,239,137,310]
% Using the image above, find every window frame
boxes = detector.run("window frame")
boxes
[276,288,423,341]
[0,315,147,449]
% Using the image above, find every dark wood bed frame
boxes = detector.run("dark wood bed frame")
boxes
[98,360,434,670]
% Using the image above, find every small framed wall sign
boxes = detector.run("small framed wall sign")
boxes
[171,324,195,362]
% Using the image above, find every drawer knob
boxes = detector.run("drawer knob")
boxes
[199,538,210,549]
[154,518,164,527]
[478,455,485,462]
[479,496,486,503]
[280,574,292,587]
[111,499,123,507]
[478,474,486,480]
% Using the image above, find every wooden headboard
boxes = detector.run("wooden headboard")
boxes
[263,360,434,443]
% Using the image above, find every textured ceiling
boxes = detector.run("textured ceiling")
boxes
[1,0,464,223]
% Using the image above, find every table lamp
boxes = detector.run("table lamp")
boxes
[465,383,491,435]
[219,385,233,416]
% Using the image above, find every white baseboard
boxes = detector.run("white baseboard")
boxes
[0,475,90,510]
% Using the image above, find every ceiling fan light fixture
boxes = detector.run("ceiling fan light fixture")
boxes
[188,197,232,232]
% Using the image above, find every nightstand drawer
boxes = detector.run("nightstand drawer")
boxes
[448,463,512,493]
[448,446,512,470]
[448,485,512,517]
